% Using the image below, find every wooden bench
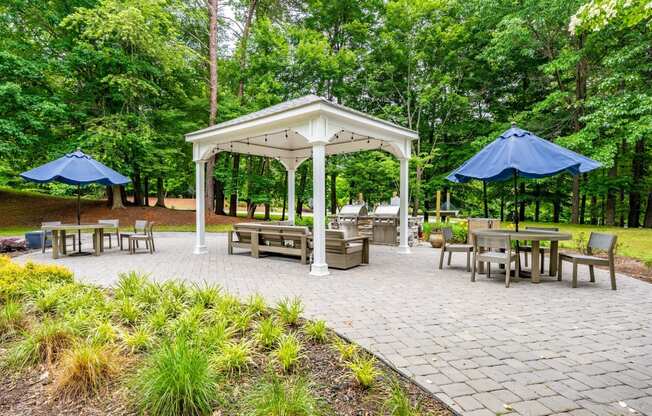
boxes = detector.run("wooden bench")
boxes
[324,230,369,270]
[228,223,311,264]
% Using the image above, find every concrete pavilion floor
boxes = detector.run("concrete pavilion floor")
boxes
[17,232,652,416]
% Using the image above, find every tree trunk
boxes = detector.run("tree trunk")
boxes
[534,184,540,222]
[237,0,258,100]
[571,175,580,223]
[590,195,598,225]
[208,0,219,124]
[605,164,617,225]
[644,192,652,228]
[500,194,504,221]
[205,155,215,214]
[628,139,645,227]
[111,185,125,209]
[330,172,337,214]
[553,178,562,223]
[155,178,166,208]
[281,171,287,221]
[579,174,587,224]
[144,177,150,207]
[133,172,143,206]
[120,185,128,207]
[214,157,226,215]
[228,153,240,216]
[297,164,308,218]
[619,187,625,227]
[106,186,113,207]
[264,203,270,220]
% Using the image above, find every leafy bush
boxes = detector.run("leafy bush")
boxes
[422,221,468,243]
[348,356,380,388]
[304,320,327,343]
[5,318,75,368]
[274,333,302,372]
[255,317,284,350]
[333,337,359,362]
[212,340,254,375]
[0,300,27,340]
[276,297,303,326]
[54,342,119,398]
[245,373,323,416]
[131,339,216,416]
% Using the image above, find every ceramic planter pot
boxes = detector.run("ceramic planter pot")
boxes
[429,232,443,248]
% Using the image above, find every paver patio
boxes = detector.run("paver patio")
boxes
[17,232,652,416]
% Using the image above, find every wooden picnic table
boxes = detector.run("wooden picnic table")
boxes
[41,223,114,259]
[472,229,572,283]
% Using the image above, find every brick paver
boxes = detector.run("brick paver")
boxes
[18,232,652,415]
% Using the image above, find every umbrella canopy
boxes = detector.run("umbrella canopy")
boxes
[20,149,130,186]
[20,149,130,254]
[446,124,601,230]
[447,125,600,183]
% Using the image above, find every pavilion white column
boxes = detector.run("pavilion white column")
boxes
[194,160,208,254]
[310,142,329,276]
[398,157,411,254]
[287,168,296,225]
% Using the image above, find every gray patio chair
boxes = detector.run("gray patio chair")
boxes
[471,233,520,288]
[438,227,473,272]
[98,219,119,249]
[518,226,559,273]
[41,221,75,253]
[120,220,148,250]
[128,222,155,254]
[558,232,617,290]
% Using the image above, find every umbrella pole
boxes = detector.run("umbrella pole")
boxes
[513,171,519,232]
[77,184,82,253]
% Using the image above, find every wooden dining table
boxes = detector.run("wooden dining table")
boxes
[472,229,572,283]
[41,223,112,259]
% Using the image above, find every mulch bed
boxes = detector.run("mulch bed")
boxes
[0,328,453,416]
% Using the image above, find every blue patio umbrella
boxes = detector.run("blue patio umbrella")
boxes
[446,124,601,230]
[20,149,130,253]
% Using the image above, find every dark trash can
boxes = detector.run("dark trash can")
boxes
[25,231,50,249]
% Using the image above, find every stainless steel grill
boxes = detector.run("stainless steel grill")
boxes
[330,205,372,238]
[371,205,420,246]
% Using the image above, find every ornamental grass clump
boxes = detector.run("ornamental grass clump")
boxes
[212,339,254,375]
[274,333,302,372]
[276,297,303,326]
[348,356,380,389]
[131,339,216,416]
[255,317,284,350]
[123,325,155,353]
[54,342,119,399]
[246,293,267,316]
[0,300,27,341]
[245,373,324,416]
[5,318,75,368]
[333,337,359,362]
[113,297,142,326]
[384,378,422,416]
[304,320,327,343]
[191,282,221,308]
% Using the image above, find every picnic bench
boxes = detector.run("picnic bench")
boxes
[228,223,311,264]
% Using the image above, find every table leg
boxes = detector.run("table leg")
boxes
[531,241,541,283]
[61,230,67,255]
[363,238,369,264]
[549,241,559,276]
[100,228,105,252]
[93,230,100,256]
[52,230,59,259]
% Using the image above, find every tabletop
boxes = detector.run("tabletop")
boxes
[472,229,572,241]
[41,224,114,231]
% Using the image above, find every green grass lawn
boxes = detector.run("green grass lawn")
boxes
[516,221,652,266]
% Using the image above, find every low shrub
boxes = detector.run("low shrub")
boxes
[245,373,323,416]
[54,342,119,398]
[276,297,303,326]
[255,317,284,350]
[131,339,216,416]
[274,333,302,372]
[304,320,327,343]
[422,221,468,243]
[348,356,380,388]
